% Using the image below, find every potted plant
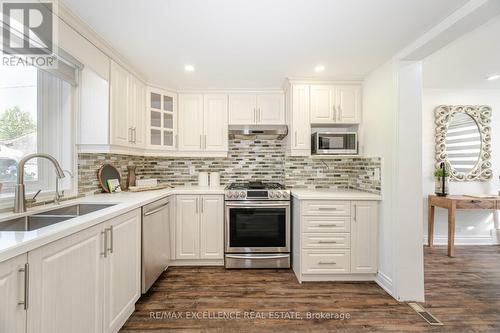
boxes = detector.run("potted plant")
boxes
[434,165,449,196]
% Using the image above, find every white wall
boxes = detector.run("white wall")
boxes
[362,61,397,297]
[422,88,500,244]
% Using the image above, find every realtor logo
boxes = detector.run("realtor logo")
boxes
[1,0,58,68]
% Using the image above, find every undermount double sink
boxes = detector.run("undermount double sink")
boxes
[0,203,116,232]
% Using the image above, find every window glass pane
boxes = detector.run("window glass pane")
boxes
[151,129,161,145]
[0,66,74,198]
[163,131,173,146]
[163,113,173,129]
[163,95,173,112]
[151,111,161,127]
[151,93,161,109]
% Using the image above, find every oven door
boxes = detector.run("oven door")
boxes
[225,201,290,253]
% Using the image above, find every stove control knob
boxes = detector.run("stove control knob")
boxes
[282,191,289,199]
[275,191,282,198]
[239,191,246,198]
[269,191,275,199]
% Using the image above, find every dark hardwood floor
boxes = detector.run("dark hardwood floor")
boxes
[121,246,500,332]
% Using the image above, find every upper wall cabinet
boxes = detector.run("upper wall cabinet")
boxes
[229,93,284,125]
[178,93,228,153]
[310,85,361,124]
[110,60,146,148]
[285,83,311,157]
[147,88,177,151]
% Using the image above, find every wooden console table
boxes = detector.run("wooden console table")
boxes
[428,195,500,256]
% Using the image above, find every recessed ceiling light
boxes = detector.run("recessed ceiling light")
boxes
[314,65,325,73]
[487,74,500,81]
[184,64,195,72]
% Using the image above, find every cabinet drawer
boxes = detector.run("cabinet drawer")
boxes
[302,233,350,249]
[301,201,350,216]
[302,250,350,274]
[456,199,496,210]
[302,215,350,233]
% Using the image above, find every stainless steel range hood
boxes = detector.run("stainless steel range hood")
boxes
[228,125,288,140]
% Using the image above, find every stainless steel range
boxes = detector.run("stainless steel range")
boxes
[224,181,290,269]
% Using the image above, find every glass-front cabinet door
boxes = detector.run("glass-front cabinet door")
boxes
[148,88,177,150]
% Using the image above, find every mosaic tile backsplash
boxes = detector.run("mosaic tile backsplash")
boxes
[78,139,381,195]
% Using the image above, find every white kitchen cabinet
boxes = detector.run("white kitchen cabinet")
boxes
[110,60,146,148]
[200,196,224,259]
[310,85,334,124]
[310,84,361,124]
[178,93,228,153]
[27,222,105,333]
[178,94,204,151]
[103,209,141,333]
[287,84,311,156]
[26,209,141,333]
[203,94,228,151]
[148,88,177,150]
[175,195,224,260]
[229,93,284,125]
[110,60,130,147]
[292,198,378,282]
[228,94,256,124]
[256,93,285,124]
[176,195,200,259]
[0,254,27,333]
[350,201,378,274]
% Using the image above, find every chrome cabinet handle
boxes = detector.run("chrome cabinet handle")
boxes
[133,127,137,144]
[18,263,29,309]
[128,127,132,143]
[294,130,297,145]
[258,108,261,123]
[199,135,202,148]
[201,198,204,213]
[204,134,207,149]
[175,134,178,148]
[338,105,342,121]
[318,207,337,211]
[108,225,114,254]
[318,261,337,265]
[353,204,357,221]
[253,108,256,123]
[318,240,337,244]
[196,198,199,214]
[101,229,108,258]
[333,105,336,121]
[318,224,336,227]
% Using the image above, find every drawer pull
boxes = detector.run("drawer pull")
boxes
[318,224,336,227]
[318,261,336,265]
[318,240,337,244]
[318,207,338,211]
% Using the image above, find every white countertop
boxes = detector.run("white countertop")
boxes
[0,186,225,262]
[291,189,382,201]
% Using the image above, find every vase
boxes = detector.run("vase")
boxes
[434,176,449,196]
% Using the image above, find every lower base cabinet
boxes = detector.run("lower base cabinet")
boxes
[175,195,224,260]
[0,254,27,333]
[293,198,378,282]
[27,209,141,333]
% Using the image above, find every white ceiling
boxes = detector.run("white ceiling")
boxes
[61,0,469,89]
[423,15,500,90]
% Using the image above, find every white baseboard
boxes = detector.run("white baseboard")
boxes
[375,271,394,298]
[423,235,498,245]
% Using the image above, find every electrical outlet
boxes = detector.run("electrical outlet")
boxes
[188,165,196,175]
[316,169,323,178]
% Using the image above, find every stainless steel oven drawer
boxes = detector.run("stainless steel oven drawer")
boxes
[225,254,290,269]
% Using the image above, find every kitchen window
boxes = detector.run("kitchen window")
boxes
[0,54,80,205]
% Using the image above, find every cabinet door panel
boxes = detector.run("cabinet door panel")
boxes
[0,254,27,333]
[351,201,378,273]
[28,224,104,333]
[290,84,311,153]
[200,196,224,259]
[133,78,146,147]
[257,93,284,124]
[178,94,204,151]
[310,85,334,124]
[336,85,361,124]
[104,209,141,333]
[228,94,256,125]
[204,94,228,151]
[176,195,200,259]
[110,60,131,146]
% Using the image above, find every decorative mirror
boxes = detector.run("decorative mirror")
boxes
[435,105,492,181]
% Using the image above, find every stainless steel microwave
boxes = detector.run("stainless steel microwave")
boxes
[311,132,358,155]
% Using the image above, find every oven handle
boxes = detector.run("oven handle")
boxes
[225,202,290,208]
[225,254,290,260]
